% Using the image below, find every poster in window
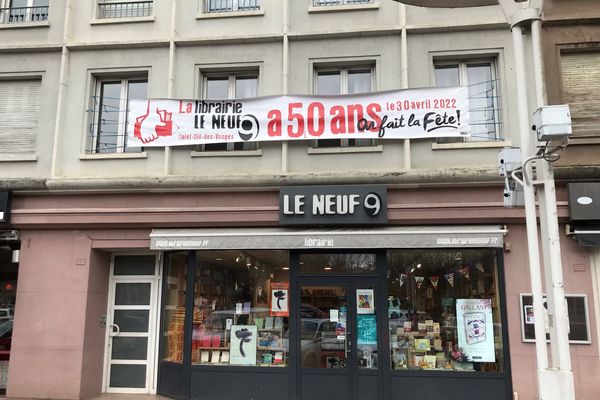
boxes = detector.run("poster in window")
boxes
[270,282,289,317]
[519,293,591,344]
[229,325,257,366]
[456,298,495,362]
[357,289,375,314]
[357,314,377,345]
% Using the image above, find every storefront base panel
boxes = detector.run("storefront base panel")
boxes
[189,369,289,400]
[390,375,509,400]
[158,362,185,400]
[300,373,380,400]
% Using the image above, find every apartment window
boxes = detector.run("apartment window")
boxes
[199,72,258,152]
[312,0,373,6]
[0,79,41,158]
[90,76,147,154]
[203,0,260,13]
[434,59,501,143]
[313,66,375,148]
[560,51,600,138]
[98,0,153,19]
[0,0,48,24]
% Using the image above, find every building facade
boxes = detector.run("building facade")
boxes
[0,0,598,399]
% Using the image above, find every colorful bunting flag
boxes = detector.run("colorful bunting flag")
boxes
[430,275,440,289]
[445,273,454,287]
[399,273,407,288]
[414,276,425,289]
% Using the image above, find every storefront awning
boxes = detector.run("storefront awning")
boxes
[150,226,506,250]
[574,229,600,247]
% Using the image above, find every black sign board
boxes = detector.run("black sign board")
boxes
[0,191,10,224]
[279,185,387,225]
[568,182,600,223]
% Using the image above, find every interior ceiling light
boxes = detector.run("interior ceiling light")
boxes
[324,266,332,270]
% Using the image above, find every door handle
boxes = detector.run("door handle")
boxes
[109,323,120,336]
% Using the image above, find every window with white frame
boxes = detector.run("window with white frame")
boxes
[434,59,501,143]
[203,0,260,13]
[89,75,147,154]
[0,79,41,158]
[313,66,376,148]
[97,0,153,19]
[198,72,258,152]
[0,0,48,24]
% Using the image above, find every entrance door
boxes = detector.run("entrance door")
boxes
[297,278,382,400]
[104,255,160,393]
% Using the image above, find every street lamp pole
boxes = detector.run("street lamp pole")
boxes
[499,2,575,399]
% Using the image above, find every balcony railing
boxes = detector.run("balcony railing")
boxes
[98,1,153,19]
[0,6,49,24]
[204,0,260,13]
[312,0,373,6]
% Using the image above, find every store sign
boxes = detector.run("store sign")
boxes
[126,86,470,147]
[456,299,495,362]
[279,185,387,225]
[0,191,11,223]
[568,182,600,222]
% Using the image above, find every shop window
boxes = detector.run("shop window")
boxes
[0,79,41,159]
[0,0,48,24]
[97,1,153,19]
[560,51,600,138]
[434,59,501,143]
[161,252,188,364]
[387,249,505,372]
[88,75,147,154]
[312,66,376,148]
[202,0,260,13]
[192,250,289,367]
[196,72,259,152]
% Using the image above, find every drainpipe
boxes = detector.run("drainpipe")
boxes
[281,0,289,173]
[50,0,73,178]
[164,0,177,175]
[399,3,410,170]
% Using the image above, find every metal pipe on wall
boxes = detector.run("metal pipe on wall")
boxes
[281,0,290,173]
[164,0,178,175]
[400,3,411,170]
[50,0,74,178]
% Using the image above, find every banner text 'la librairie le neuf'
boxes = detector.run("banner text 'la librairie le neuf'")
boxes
[127,86,470,146]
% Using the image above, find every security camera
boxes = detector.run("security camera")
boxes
[532,105,572,142]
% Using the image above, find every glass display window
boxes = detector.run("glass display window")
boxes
[387,249,505,372]
[192,250,289,367]
[161,252,187,363]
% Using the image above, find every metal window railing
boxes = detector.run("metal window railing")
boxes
[204,0,260,13]
[312,0,373,6]
[0,6,49,24]
[98,1,153,19]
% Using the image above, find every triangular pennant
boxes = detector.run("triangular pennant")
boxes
[429,275,440,289]
[445,273,454,287]
[414,276,425,289]
[399,274,407,288]
[475,261,485,273]
[459,266,470,280]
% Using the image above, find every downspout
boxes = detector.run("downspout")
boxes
[281,0,289,173]
[164,0,177,175]
[50,0,73,178]
[400,3,410,170]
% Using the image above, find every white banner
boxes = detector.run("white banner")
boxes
[127,86,470,146]
[456,298,495,363]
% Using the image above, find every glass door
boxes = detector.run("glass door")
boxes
[104,255,160,393]
[297,279,382,400]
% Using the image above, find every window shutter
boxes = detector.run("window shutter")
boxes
[561,52,600,138]
[0,80,41,156]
